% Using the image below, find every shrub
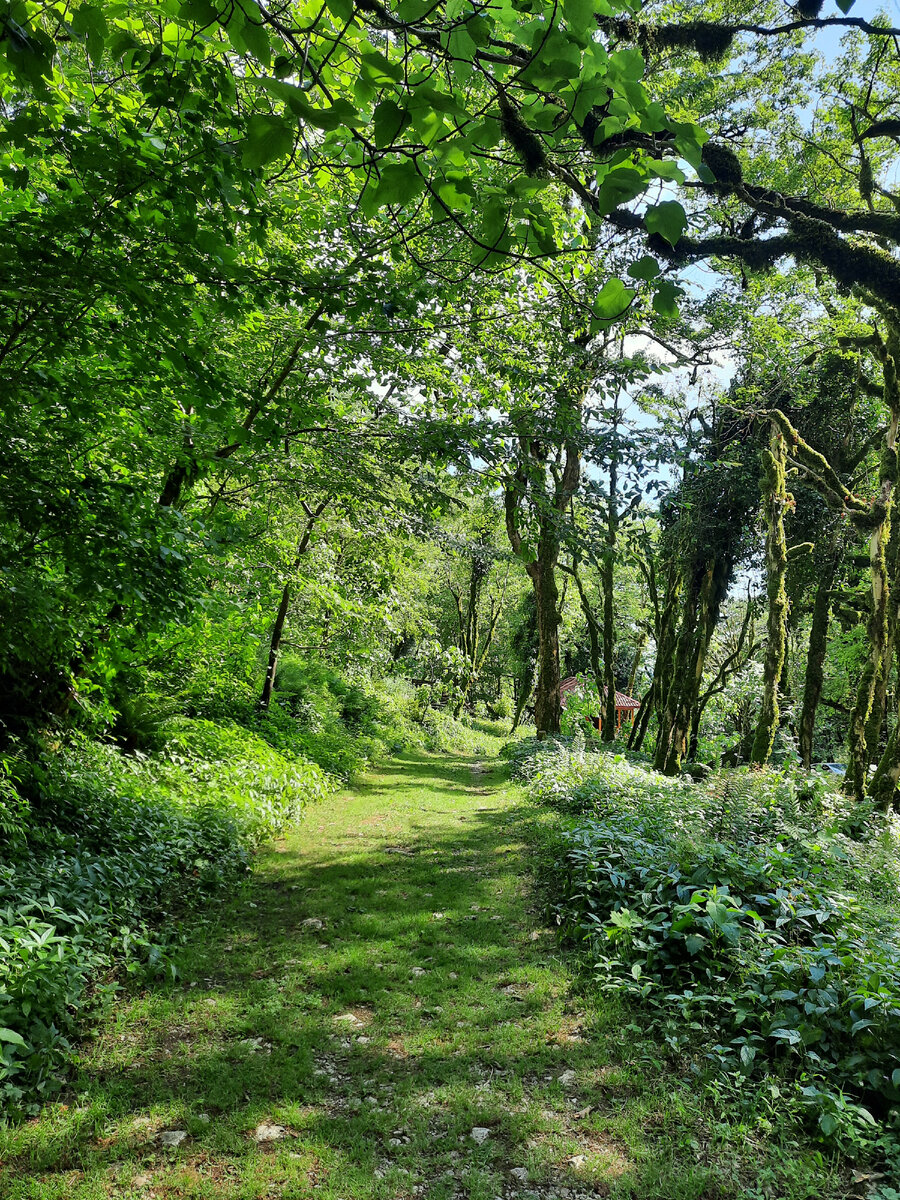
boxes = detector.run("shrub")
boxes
[0,725,332,1114]
[522,745,900,1154]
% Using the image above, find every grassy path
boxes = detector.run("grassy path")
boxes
[3,752,842,1199]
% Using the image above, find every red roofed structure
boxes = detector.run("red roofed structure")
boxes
[559,675,640,735]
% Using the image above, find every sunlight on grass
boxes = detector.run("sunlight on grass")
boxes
[1,751,848,1199]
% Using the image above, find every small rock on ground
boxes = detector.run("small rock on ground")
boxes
[158,1130,187,1147]
[253,1122,288,1143]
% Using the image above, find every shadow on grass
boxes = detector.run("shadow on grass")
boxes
[0,754,768,1199]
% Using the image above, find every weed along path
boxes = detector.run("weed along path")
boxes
[2,752,830,1200]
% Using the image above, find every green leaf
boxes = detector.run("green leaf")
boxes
[464,15,493,47]
[627,255,660,281]
[651,280,681,316]
[70,3,109,64]
[437,174,475,213]
[367,162,427,209]
[769,1027,802,1045]
[645,200,687,246]
[647,160,685,183]
[592,278,636,323]
[325,0,353,17]
[373,100,409,148]
[237,16,271,65]
[360,50,403,84]
[739,1044,756,1066]
[835,0,855,11]
[595,166,646,215]
[609,47,644,82]
[563,0,596,34]
[308,99,362,132]
[0,1028,27,1048]
[242,113,295,168]
[179,0,220,21]
[818,1112,839,1137]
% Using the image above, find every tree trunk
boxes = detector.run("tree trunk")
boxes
[627,632,646,699]
[258,499,329,711]
[504,381,584,738]
[510,669,534,733]
[260,582,291,710]
[654,558,730,775]
[854,324,900,801]
[798,551,839,769]
[751,427,791,765]
[571,558,603,700]
[529,535,563,736]
[865,525,899,768]
[601,419,619,741]
[628,680,654,751]
[845,437,897,800]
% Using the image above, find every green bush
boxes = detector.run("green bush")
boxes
[523,745,900,1155]
[0,725,332,1114]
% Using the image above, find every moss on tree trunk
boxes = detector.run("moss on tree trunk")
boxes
[751,427,791,765]
[798,547,839,769]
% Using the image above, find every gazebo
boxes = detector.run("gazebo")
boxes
[559,675,641,734]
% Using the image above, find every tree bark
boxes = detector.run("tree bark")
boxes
[654,557,730,774]
[627,632,646,699]
[628,680,654,751]
[260,582,293,711]
[864,329,900,807]
[568,556,602,701]
[530,544,563,736]
[258,500,329,711]
[798,549,839,769]
[601,419,619,742]
[751,427,791,765]
[504,380,584,737]
[845,403,898,802]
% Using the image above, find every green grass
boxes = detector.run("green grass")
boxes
[1,750,853,1198]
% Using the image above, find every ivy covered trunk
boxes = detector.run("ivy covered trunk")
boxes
[510,595,538,733]
[260,583,292,711]
[865,330,900,808]
[654,558,730,775]
[628,679,655,751]
[750,428,791,765]
[529,543,563,736]
[504,380,585,740]
[506,478,573,739]
[798,549,839,769]
[630,568,680,752]
[845,396,899,803]
[571,557,603,700]
[601,433,618,742]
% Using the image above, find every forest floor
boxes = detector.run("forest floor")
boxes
[2,751,850,1200]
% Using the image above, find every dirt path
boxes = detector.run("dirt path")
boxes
[3,752,779,1199]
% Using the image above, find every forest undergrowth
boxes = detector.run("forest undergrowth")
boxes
[511,735,900,1192]
[0,670,505,1115]
[0,750,856,1200]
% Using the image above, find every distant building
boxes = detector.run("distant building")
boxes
[559,675,641,734]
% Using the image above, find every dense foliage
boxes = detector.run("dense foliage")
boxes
[515,736,900,1162]
[3,0,900,1185]
[0,722,328,1111]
